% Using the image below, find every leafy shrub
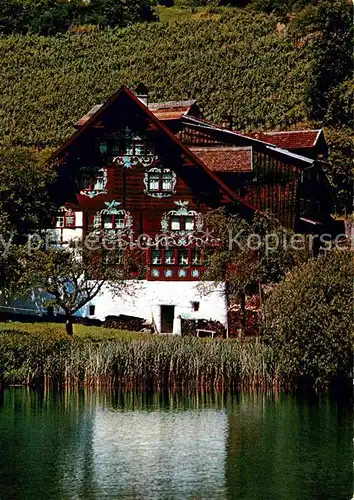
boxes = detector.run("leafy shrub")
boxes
[263,250,353,388]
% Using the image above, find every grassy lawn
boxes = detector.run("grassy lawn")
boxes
[0,321,155,342]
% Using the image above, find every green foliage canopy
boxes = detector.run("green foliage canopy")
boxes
[0,0,155,35]
[263,250,353,388]
[0,147,56,238]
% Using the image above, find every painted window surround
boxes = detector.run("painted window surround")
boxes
[92,201,133,235]
[143,167,177,198]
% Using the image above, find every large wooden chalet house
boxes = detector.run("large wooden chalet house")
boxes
[11,84,336,334]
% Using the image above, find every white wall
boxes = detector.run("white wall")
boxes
[86,280,227,334]
[0,278,227,336]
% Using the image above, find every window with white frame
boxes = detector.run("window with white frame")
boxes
[93,202,133,233]
[148,171,160,191]
[162,171,172,191]
[164,250,175,265]
[102,215,113,229]
[185,216,195,231]
[160,201,203,233]
[191,249,202,265]
[171,216,181,231]
[97,128,156,160]
[79,168,106,193]
[101,214,127,230]
[146,168,174,194]
[124,134,152,156]
[56,216,65,228]
[114,214,125,229]
[178,249,189,265]
[151,249,162,265]
[55,210,75,228]
[168,216,196,232]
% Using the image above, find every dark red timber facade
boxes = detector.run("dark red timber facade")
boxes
[41,84,336,334]
[51,84,336,281]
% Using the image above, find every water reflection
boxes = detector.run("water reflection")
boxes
[0,388,351,500]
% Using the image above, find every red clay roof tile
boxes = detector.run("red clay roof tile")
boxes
[75,100,196,127]
[245,130,321,149]
[190,147,252,173]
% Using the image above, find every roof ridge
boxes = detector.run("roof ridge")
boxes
[190,146,252,151]
[264,129,322,135]
[148,99,196,110]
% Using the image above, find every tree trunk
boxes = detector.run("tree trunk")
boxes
[65,313,73,336]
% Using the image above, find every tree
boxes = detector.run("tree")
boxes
[0,0,155,35]
[0,147,55,239]
[263,250,353,388]
[322,128,354,216]
[0,147,56,290]
[203,209,310,336]
[13,241,138,335]
[288,1,353,124]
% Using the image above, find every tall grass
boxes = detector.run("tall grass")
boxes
[0,328,281,390]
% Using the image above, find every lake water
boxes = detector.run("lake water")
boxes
[0,388,351,500]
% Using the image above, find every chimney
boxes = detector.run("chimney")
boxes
[135,82,149,106]
[221,114,233,131]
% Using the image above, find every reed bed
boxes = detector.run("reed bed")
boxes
[0,329,282,390]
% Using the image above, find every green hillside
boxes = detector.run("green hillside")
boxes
[0,7,317,147]
[0,2,352,211]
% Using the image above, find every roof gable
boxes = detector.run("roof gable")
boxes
[50,85,257,212]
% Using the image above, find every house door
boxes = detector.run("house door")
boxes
[161,305,175,333]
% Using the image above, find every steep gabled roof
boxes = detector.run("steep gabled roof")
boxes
[246,129,323,150]
[50,86,258,212]
[190,147,252,173]
[75,99,198,127]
